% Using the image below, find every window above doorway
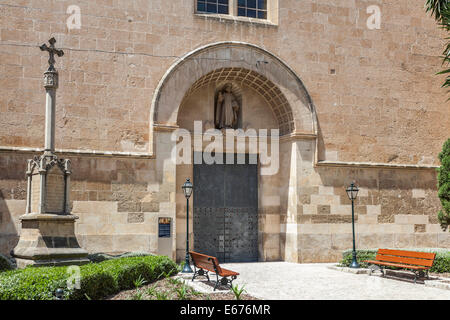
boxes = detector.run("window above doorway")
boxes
[194,0,278,26]
[237,0,267,19]
[197,0,229,15]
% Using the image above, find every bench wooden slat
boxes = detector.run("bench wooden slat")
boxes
[219,268,239,277]
[374,253,434,267]
[191,257,217,273]
[195,261,215,272]
[189,251,225,275]
[365,260,428,270]
[191,254,217,270]
[378,249,436,261]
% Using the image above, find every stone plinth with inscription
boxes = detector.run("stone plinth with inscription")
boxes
[12,38,88,268]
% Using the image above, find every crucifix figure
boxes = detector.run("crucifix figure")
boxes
[40,37,64,72]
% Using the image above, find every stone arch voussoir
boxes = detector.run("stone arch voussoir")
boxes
[150,41,317,139]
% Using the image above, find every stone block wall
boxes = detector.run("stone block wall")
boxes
[282,164,447,263]
[0,150,176,258]
[0,0,449,263]
[0,0,448,164]
[0,147,448,262]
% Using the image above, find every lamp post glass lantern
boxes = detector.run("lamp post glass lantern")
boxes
[182,178,193,273]
[346,182,360,268]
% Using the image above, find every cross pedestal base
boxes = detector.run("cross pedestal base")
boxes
[12,213,89,268]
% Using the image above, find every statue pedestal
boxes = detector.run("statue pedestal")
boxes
[12,213,89,268]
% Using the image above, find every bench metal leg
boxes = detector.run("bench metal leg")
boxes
[191,265,198,282]
[415,270,426,284]
[213,273,221,291]
[410,269,428,284]
[191,266,196,281]
[369,264,385,277]
[192,267,210,282]
[368,263,429,284]
[229,275,237,287]
[213,275,237,291]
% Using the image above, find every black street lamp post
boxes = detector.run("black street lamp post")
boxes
[181,178,193,273]
[346,182,360,268]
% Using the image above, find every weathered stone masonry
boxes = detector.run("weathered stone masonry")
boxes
[0,0,449,262]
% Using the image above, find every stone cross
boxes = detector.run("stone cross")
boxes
[40,38,64,155]
[40,37,64,72]
[11,37,88,269]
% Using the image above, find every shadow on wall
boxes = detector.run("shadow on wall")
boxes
[0,193,19,256]
[316,121,326,162]
[0,153,30,256]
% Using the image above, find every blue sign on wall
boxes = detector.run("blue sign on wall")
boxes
[158,217,171,238]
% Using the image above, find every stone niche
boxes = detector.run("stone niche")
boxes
[12,154,89,268]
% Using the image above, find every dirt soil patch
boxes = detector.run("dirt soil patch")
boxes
[107,277,259,300]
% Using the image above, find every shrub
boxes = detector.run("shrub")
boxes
[116,262,153,290]
[430,250,450,273]
[87,251,152,263]
[0,254,14,272]
[0,255,178,300]
[86,253,113,263]
[67,263,117,300]
[340,248,450,273]
[117,251,153,259]
[339,249,377,269]
[437,138,450,229]
[0,266,68,300]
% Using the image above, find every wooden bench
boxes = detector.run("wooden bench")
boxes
[189,251,239,291]
[364,249,436,283]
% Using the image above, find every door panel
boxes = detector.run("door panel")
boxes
[193,207,224,261]
[193,153,258,263]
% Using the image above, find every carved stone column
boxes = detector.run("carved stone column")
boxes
[43,69,57,155]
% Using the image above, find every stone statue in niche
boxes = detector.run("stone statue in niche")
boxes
[215,83,240,129]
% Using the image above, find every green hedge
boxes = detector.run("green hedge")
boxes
[87,251,152,263]
[0,255,178,300]
[340,248,450,273]
[437,138,450,228]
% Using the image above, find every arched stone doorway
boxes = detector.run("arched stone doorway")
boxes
[177,68,282,262]
[150,42,318,263]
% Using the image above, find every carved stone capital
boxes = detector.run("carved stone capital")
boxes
[43,70,58,89]
[29,153,70,175]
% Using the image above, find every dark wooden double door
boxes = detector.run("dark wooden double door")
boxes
[193,154,258,263]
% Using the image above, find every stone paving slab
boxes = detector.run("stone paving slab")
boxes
[207,262,450,300]
[424,279,450,291]
[176,272,234,294]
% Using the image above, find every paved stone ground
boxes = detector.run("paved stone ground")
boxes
[210,262,450,300]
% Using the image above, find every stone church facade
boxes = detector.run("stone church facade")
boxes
[0,0,449,263]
